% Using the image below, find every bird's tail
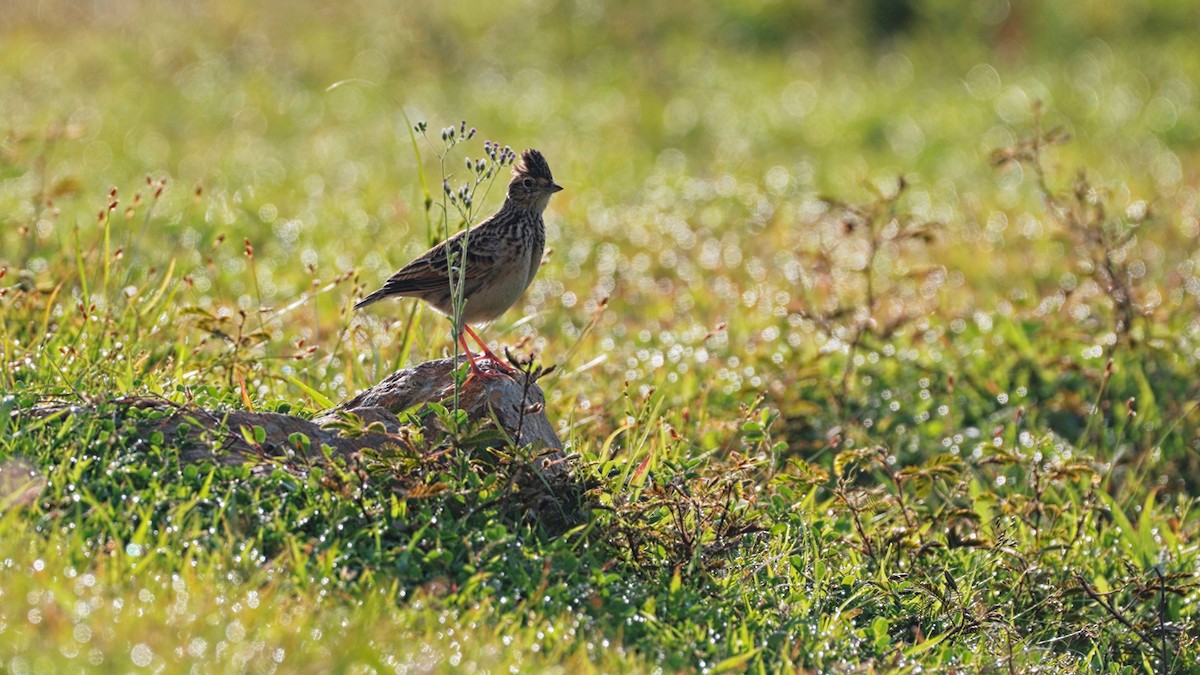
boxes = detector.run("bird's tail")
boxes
[353,289,387,310]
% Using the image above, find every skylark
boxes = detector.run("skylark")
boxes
[356,149,562,377]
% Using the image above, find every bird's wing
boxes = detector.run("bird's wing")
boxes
[371,227,497,296]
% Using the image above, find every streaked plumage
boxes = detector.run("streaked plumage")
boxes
[356,149,562,376]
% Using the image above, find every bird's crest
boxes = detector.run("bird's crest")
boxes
[513,149,554,182]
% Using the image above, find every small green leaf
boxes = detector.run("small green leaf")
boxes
[286,375,334,408]
[712,648,762,673]
[872,617,891,649]
[288,432,311,452]
[904,631,950,658]
[1099,490,1153,568]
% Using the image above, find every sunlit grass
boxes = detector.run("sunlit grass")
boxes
[0,522,634,673]
[3,0,1200,671]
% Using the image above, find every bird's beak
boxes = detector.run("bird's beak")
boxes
[550,182,564,193]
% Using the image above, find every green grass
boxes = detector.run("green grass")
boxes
[4,0,1200,671]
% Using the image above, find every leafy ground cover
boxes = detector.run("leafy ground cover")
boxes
[3,0,1200,671]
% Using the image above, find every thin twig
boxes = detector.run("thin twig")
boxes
[1075,573,1165,663]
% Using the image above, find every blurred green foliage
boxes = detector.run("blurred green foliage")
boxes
[3,0,1200,671]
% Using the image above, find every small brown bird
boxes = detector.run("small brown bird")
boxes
[356,149,562,378]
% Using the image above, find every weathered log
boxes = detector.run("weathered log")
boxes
[24,357,567,474]
[336,357,562,454]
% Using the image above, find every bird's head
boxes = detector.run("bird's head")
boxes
[507,149,563,210]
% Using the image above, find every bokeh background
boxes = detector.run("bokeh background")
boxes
[5,0,1199,450]
[3,0,1200,670]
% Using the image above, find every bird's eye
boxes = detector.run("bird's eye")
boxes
[522,177,534,189]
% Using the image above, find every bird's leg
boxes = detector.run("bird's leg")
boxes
[457,333,506,379]
[462,324,518,374]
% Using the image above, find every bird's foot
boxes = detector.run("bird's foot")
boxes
[458,327,519,378]
[477,349,520,376]
[461,349,516,380]
[468,362,509,380]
